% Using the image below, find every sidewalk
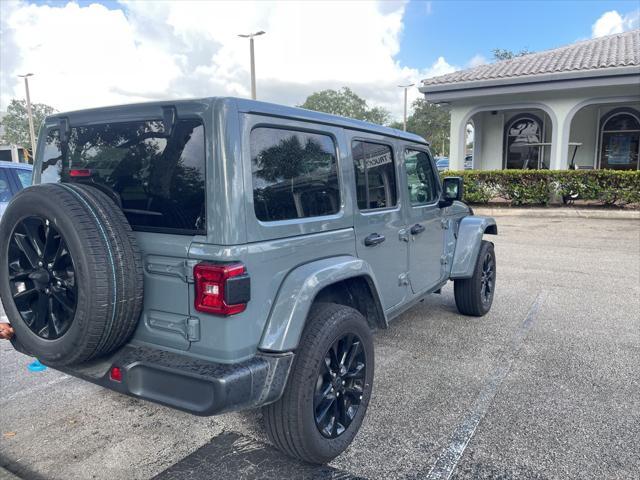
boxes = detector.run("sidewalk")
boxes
[473,206,639,220]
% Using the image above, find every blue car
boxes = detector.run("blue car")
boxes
[436,156,474,171]
[0,161,32,220]
[436,157,449,171]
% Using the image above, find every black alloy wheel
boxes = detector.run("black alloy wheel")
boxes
[480,251,495,305]
[314,333,367,439]
[7,216,77,340]
[262,303,374,463]
[454,240,496,317]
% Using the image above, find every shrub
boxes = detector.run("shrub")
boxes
[440,169,640,206]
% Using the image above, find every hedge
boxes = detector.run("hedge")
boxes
[439,170,640,206]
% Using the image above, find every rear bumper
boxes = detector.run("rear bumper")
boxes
[13,340,293,416]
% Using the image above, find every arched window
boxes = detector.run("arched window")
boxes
[504,114,545,169]
[599,109,640,170]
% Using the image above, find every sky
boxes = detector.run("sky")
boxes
[1,0,638,122]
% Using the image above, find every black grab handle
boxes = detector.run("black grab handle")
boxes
[364,233,386,246]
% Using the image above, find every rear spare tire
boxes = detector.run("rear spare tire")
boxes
[0,183,143,366]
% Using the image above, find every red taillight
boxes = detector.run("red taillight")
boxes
[69,169,92,177]
[194,263,249,316]
[109,366,122,382]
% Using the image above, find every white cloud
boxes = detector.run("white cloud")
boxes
[467,54,488,68]
[591,9,640,37]
[0,0,465,121]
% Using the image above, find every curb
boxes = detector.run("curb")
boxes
[473,207,640,220]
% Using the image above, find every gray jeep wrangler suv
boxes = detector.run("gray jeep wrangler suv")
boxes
[0,98,497,464]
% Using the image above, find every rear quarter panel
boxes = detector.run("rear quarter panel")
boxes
[188,228,357,363]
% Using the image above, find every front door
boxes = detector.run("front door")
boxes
[350,136,409,310]
[402,148,445,293]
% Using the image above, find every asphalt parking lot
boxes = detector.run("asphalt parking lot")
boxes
[1,215,639,480]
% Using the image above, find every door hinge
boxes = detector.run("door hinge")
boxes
[186,317,201,342]
[441,218,450,229]
[398,272,410,286]
[440,254,452,265]
[147,312,200,342]
[398,229,410,242]
[145,258,198,282]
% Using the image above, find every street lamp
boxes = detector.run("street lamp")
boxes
[238,31,266,100]
[397,83,415,131]
[18,73,37,163]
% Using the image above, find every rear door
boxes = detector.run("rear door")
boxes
[37,104,208,351]
[348,134,410,310]
[402,147,445,293]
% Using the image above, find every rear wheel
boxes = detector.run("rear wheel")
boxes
[0,183,143,366]
[263,303,374,464]
[454,240,496,316]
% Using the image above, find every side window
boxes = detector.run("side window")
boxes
[352,141,397,210]
[405,149,439,205]
[0,170,11,202]
[251,127,340,222]
[15,169,32,189]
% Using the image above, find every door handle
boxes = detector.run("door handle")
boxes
[410,223,425,235]
[364,233,386,246]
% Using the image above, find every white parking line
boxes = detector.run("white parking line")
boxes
[0,374,72,405]
[425,291,548,480]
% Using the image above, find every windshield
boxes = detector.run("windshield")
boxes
[40,118,206,235]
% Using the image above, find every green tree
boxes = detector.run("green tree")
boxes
[492,48,533,61]
[390,98,451,157]
[0,99,56,159]
[300,87,390,125]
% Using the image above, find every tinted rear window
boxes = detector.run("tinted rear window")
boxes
[41,119,206,235]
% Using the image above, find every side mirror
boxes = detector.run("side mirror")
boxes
[439,176,463,208]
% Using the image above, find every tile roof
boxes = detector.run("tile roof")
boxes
[422,29,639,87]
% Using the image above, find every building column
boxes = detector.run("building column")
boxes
[546,99,583,170]
[448,106,470,171]
[550,110,569,170]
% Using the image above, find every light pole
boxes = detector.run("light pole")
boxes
[398,83,414,131]
[238,31,266,100]
[18,73,37,163]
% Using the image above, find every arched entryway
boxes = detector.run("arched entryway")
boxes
[504,114,547,169]
[599,109,640,170]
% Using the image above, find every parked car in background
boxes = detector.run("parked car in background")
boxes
[464,155,473,170]
[0,161,32,220]
[436,157,449,171]
[435,156,473,171]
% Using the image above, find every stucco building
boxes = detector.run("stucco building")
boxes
[419,30,640,171]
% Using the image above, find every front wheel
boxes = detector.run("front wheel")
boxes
[262,303,374,464]
[454,240,496,316]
